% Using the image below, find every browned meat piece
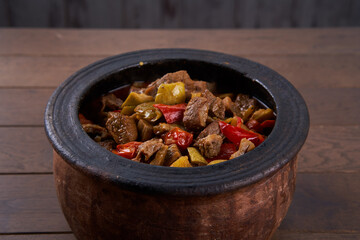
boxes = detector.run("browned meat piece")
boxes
[194,134,223,158]
[105,112,138,144]
[196,121,222,140]
[100,93,123,112]
[201,89,225,119]
[82,123,111,142]
[133,138,164,162]
[141,70,207,99]
[183,97,209,131]
[137,119,153,141]
[98,139,116,151]
[149,145,169,166]
[230,138,255,159]
[234,94,258,113]
[222,96,241,117]
[153,123,183,136]
[164,144,182,166]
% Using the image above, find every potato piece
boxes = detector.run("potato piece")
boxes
[155,82,186,105]
[208,160,227,165]
[250,108,274,122]
[170,156,192,168]
[229,138,255,159]
[187,147,208,166]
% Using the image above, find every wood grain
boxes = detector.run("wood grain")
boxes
[0,28,359,56]
[0,175,70,233]
[0,173,358,233]
[1,54,360,88]
[0,126,358,174]
[1,87,358,126]
[279,173,360,232]
[272,232,360,240]
[0,127,52,173]
[0,234,75,240]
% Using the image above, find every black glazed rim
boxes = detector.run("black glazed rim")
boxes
[44,48,309,196]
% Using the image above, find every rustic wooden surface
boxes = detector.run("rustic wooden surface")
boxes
[0,28,359,239]
[0,0,360,28]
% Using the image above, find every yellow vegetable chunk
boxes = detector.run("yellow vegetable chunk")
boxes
[187,147,208,166]
[170,156,192,168]
[122,92,154,108]
[155,82,186,105]
[208,160,227,165]
[250,108,274,122]
[120,106,136,115]
[134,102,162,122]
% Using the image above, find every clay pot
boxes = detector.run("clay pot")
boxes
[45,49,309,240]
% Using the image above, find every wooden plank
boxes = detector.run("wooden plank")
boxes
[0,234,75,240]
[272,232,360,240]
[0,28,359,56]
[298,126,360,173]
[0,127,52,173]
[0,175,70,233]
[279,173,360,232]
[0,88,53,126]
[2,0,65,27]
[0,173,358,233]
[0,56,101,87]
[1,54,360,88]
[0,87,359,126]
[0,125,358,174]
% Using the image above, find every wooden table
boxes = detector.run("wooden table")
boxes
[0,28,359,240]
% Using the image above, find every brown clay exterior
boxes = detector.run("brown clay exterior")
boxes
[54,151,297,240]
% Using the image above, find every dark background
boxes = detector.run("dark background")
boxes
[1,0,359,28]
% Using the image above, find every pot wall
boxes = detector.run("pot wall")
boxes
[53,151,297,240]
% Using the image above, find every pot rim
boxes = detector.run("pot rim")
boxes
[45,48,309,196]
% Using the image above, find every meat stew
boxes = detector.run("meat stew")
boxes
[79,70,276,167]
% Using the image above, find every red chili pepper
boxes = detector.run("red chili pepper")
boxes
[246,119,263,132]
[207,143,238,162]
[219,121,264,147]
[153,103,187,124]
[112,141,142,159]
[260,120,276,129]
[162,127,193,150]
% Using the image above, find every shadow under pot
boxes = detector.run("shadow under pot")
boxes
[45,49,309,240]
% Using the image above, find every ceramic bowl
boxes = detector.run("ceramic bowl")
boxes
[45,49,309,240]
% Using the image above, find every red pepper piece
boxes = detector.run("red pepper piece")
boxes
[260,120,276,129]
[207,143,238,162]
[246,119,263,133]
[112,141,142,159]
[153,103,187,124]
[235,116,243,128]
[219,121,264,147]
[162,127,193,150]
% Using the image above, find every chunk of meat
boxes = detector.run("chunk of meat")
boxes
[82,123,111,142]
[201,89,225,119]
[149,145,169,166]
[137,119,153,141]
[100,93,123,112]
[196,121,222,140]
[98,139,116,151]
[222,96,241,117]
[183,97,209,131]
[105,112,138,144]
[142,70,207,99]
[164,144,182,166]
[194,134,223,158]
[153,123,183,136]
[234,94,258,113]
[229,138,255,159]
[133,138,164,162]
